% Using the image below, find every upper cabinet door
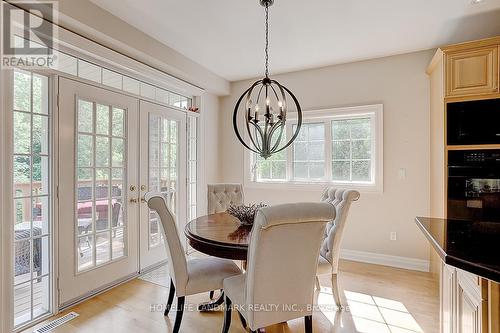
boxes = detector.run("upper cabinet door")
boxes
[445,46,499,98]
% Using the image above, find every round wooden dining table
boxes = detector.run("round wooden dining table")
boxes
[185,212,252,261]
[184,212,252,311]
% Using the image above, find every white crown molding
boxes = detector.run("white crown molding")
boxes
[340,249,430,273]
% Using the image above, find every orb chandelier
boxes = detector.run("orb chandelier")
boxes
[233,0,302,160]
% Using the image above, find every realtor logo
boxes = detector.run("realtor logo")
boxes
[1,1,58,68]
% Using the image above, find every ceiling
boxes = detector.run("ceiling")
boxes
[90,0,500,81]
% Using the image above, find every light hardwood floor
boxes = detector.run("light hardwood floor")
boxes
[25,260,439,333]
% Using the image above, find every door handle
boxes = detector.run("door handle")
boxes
[130,198,138,203]
[141,197,147,203]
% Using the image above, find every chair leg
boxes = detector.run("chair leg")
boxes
[315,276,321,290]
[164,279,176,316]
[305,315,313,333]
[172,296,185,333]
[331,273,343,310]
[222,296,232,333]
[237,310,247,329]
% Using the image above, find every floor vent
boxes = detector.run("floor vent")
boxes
[34,312,79,333]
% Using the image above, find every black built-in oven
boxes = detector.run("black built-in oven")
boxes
[448,150,500,222]
[447,98,500,145]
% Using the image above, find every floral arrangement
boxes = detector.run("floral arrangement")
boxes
[226,203,267,226]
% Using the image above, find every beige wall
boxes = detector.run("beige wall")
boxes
[220,50,435,261]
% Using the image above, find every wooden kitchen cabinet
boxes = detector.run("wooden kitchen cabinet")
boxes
[442,263,457,333]
[445,45,499,98]
[441,263,486,333]
[457,269,483,333]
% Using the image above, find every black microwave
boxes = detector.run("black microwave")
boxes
[447,98,500,145]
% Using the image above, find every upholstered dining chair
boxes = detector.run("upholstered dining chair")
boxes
[145,192,241,333]
[207,183,244,214]
[206,183,244,299]
[317,187,360,310]
[222,202,335,333]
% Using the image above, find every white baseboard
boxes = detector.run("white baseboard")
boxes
[340,249,430,272]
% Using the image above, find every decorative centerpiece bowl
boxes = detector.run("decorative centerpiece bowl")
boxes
[226,203,267,226]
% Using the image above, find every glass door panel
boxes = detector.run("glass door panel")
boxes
[75,101,127,272]
[58,78,139,307]
[139,101,186,270]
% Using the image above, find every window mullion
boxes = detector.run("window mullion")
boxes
[285,123,293,181]
[324,120,332,181]
[349,121,353,182]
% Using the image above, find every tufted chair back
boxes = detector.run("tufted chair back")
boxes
[319,188,360,273]
[244,202,334,329]
[207,184,244,214]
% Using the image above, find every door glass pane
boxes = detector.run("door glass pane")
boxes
[96,104,110,135]
[78,235,94,271]
[96,232,111,265]
[112,108,125,137]
[148,114,179,248]
[112,138,124,167]
[76,98,128,272]
[78,135,93,167]
[96,137,110,167]
[112,228,125,259]
[78,100,93,133]
[12,70,51,327]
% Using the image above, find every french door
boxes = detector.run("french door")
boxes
[58,78,139,306]
[139,101,187,270]
[57,78,188,306]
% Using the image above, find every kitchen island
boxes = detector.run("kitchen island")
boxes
[416,217,499,333]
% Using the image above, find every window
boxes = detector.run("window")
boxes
[12,69,52,327]
[249,104,383,191]
[332,118,372,182]
[187,115,198,221]
[13,35,193,110]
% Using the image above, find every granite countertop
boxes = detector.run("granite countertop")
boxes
[415,217,500,283]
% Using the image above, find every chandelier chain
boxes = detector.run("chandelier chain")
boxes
[265,3,269,78]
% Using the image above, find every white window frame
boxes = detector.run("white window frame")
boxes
[245,104,383,193]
